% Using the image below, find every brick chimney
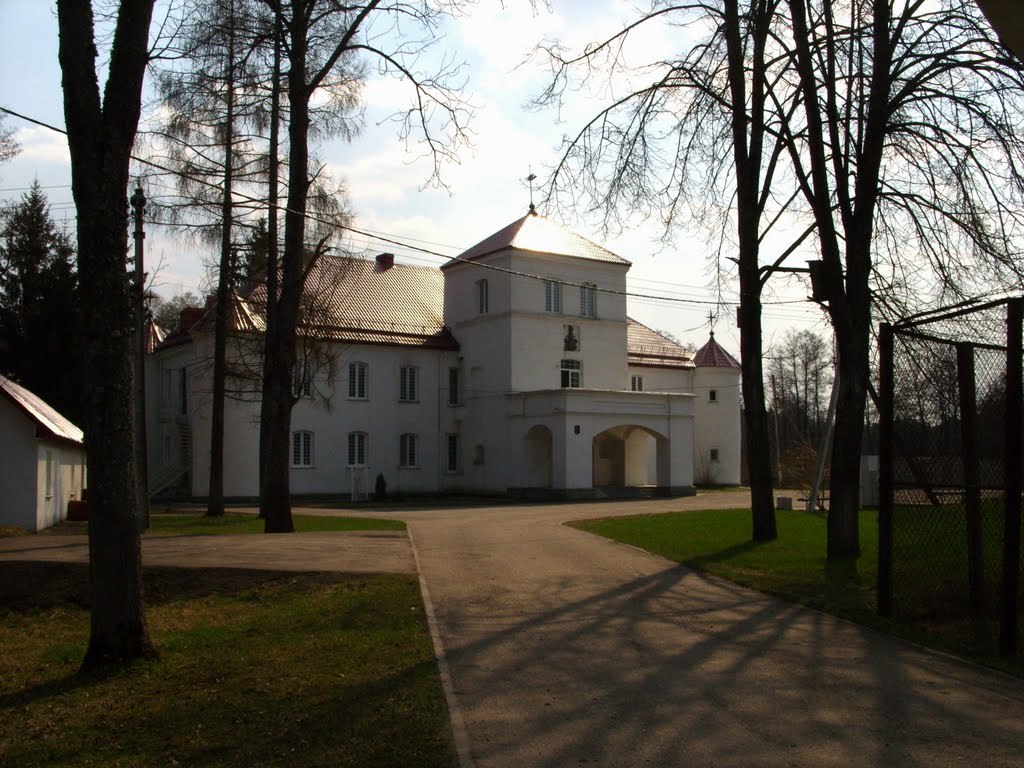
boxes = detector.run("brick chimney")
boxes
[375,252,395,271]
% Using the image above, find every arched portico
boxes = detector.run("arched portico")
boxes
[524,424,553,488]
[592,425,667,489]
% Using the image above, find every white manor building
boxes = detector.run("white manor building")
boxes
[146,211,742,499]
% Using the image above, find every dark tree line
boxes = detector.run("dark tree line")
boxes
[0,183,84,424]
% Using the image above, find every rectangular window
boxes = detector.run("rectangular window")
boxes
[400,433,418,468]
[709,389,718,402]
[580,283,596,318]
[292,359,311,398]
[179,369,188,415]
[631,375,643,392]
[448,367,460,405]
[162,369,172,407]
[477,279,489,314]
[348,431,367,466]
[399,365,418,402]
[561,359,581,389]
[44,450,53,498]
[545,280,562,313]
[291,431,313,467]
[710,448,720,463]
[348,362,367,399]
[446,434,460,473]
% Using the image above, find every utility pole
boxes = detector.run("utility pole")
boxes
[131,186,150,532]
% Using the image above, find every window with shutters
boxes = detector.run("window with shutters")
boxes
[400,433,418,468]
[446,434,460,473]
[348,362,367,399]
[292,359,311,397]
[631,375,643,392]
[399,365,418,402]
[545,280,561,313]
[291,431,313,468]
[348,431,367,466]
[560,359,581,389]
[580,283,596,317]
[477,279,489,314]
[448,367,460,405]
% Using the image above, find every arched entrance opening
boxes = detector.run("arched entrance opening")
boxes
[524,424,553,488]
[592,425,666,490]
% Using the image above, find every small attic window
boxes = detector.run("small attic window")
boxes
[709,389,718,402]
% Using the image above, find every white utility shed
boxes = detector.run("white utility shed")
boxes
[0,375,86,531]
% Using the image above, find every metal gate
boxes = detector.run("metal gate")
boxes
[877,297,1022,656]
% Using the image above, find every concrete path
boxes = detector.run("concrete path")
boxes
[4,492,1023,766]
[387,496,1024,768]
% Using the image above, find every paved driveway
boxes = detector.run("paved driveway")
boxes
[386,496,1024,768]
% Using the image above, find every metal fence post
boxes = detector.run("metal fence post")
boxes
[878,322,894,618]
[1000,298,1023,656]
[957,342,983,618]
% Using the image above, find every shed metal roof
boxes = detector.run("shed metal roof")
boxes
[0,375,84,445]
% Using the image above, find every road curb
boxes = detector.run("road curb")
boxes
[407,525,476,768]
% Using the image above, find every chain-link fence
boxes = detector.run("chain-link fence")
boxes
[878,297,1023,656]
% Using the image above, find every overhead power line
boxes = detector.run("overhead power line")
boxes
[1,104,819,313]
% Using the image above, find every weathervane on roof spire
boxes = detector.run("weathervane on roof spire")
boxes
[708,310,715,337]
[526,167,537,214]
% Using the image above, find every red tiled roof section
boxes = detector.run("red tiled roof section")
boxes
[0,375,84,445]
[626,318,694,369]
[443,211,631,268]
[693,332,741,369]
[232,256,458,350]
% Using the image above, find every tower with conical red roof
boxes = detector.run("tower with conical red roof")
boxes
[692,331,742,485]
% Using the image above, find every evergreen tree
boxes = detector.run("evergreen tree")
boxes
[0,182,83,423]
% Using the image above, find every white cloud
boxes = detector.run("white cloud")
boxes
[11,125,69,166]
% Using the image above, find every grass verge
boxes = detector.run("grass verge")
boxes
[0,564,455,768]
[570,508,1023,677]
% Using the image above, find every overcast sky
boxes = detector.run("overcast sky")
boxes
[0,0,828,354]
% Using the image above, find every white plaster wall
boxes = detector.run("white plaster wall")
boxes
[190,339,463,497]
[147,343,198,492]
[35,442,86,531]
[692,367,742,484]
[0,397,37,529]
[507,253,629,392]
[627,365,693,394]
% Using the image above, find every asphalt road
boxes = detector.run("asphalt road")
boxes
[391,495,1024,768]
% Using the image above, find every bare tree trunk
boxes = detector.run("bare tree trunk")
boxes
[727,0,776,540]
[57,0,156,668]
[208,0,237,518]
[258,7,282,515]
[260,2,309,533]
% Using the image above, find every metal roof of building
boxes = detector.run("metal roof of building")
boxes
[0,375,84,445]
[693,332,741,369]
[174,256,458,351]
[443,210,631,268]
[626,318,695,369]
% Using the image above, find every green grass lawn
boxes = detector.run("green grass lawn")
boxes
[0,563,455,768]
[147,511,406,536]
[571,508,1023,677]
